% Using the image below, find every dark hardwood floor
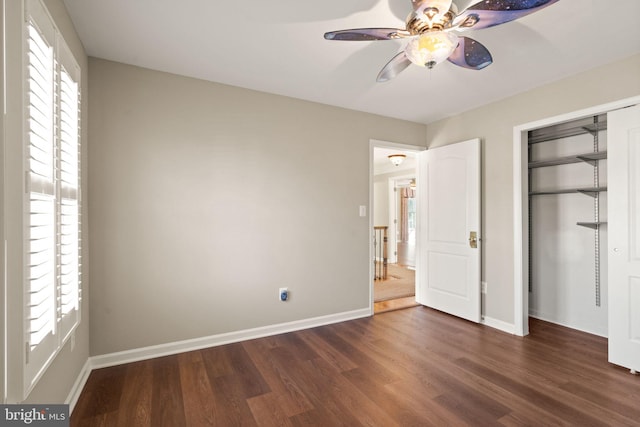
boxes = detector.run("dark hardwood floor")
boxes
[71,307,640,426]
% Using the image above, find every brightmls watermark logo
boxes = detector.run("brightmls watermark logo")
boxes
[0,405,68,426]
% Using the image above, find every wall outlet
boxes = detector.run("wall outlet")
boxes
[481,281,487,294]
[279,287,289,302]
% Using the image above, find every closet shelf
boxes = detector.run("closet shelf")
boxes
[528,114,607,144]
[529,187,607,196]
[528,151,607,169]
[577,151,607,166]
[577,222,607,229]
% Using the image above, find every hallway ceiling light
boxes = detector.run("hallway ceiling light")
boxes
[388,154,406,166]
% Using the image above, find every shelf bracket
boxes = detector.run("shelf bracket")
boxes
[577,189,599,198]
[576,156,598,167]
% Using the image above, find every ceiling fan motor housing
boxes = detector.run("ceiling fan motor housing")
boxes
[407,3,458,35]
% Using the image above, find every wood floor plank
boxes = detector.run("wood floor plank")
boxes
[295,328,358,373]
[242,338,314,418]
[201,345,265,426]
[150,356,186,427]
[283,357,373,426]
[177,351,218,426]
[380,376,469,426]
[310,325,399,386]
[207,374,259,426]
[306,357,401,427]
[559,381,640,425]
[221,343,271,398]
[246,392,294,427]
[71,364,127,424]
[199,344,236,378]
[116,361,153,427]
[71,307,640,426]
[454,357,609,426]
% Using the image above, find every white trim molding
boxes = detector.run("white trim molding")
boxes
[65,358,91,413]
[481,316,516,335]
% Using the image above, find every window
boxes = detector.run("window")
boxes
[24,0,81,394]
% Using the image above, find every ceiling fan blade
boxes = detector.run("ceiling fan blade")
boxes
[324,28,410,41]
[447,36,492,70]
[453,0,559,31]
[377,51,412,82]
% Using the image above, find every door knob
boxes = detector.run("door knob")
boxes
[469,231,478,249]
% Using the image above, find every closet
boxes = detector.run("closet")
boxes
[528,114,608,337]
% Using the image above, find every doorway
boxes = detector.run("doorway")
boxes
[370,141,422,314]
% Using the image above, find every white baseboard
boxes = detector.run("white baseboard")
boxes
[481,315,517,335]
[90,308,371,370]
[65,358,92,413]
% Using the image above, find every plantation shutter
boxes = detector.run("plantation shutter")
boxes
[57,41,81,340]
[24,0,82,394]
[25,0,58,388]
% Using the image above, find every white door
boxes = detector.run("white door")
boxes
[416,139,481,323]
[608,104,640,373]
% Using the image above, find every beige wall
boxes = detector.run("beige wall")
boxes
[3,0,90,403]
[427,54,640,325]
[88,58,427,356]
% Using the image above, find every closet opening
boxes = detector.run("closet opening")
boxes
[527,114,608,337]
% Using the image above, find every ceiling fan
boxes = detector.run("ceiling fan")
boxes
[324,0,559,82]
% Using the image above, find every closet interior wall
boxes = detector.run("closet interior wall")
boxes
[528,115,608,337]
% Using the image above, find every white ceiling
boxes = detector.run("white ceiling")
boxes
[62,0,640,124]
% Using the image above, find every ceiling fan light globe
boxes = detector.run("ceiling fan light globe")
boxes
[405,32,459,68]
